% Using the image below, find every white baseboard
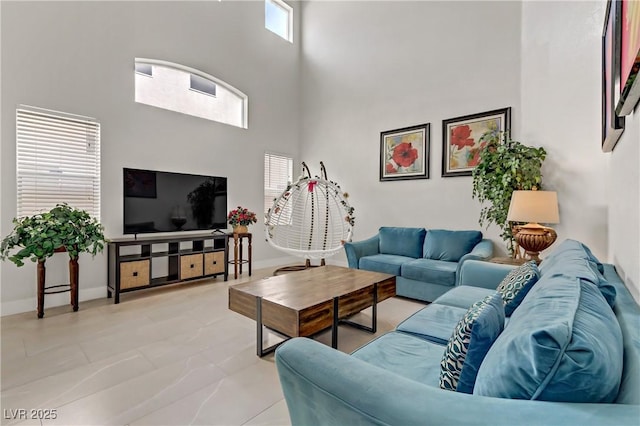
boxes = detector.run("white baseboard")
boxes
[1,287,108,317]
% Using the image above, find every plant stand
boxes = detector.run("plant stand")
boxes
[36,256,79,319]
[228,231,253,279]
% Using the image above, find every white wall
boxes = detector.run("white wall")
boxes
[1,1,301,314]
[521,0,639,302]
[301,0,639,304]
[2,1,639,314]
[299,1,522,261]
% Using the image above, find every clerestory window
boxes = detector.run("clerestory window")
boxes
[134,59,248,129]
[265,0,293,43]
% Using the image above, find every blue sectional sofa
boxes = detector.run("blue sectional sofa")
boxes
[344,227,493,302]
[276,240,640,425]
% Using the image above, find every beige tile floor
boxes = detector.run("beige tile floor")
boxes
[1,266,426,426]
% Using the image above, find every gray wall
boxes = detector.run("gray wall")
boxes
[520,0,638,301]
[299,1,522,256]
[2,1,639,313]
[1,1,301,313]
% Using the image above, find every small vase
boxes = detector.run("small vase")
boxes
[233,225,248,234]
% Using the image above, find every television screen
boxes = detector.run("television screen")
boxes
[123,168,227,234]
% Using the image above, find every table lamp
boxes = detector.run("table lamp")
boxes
[507,190,560,263]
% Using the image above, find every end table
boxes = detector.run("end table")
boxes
[489,256,527,266]
[228,232,252,279]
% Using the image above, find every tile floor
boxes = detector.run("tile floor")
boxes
[1,266,426,425]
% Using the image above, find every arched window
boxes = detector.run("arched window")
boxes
[134,59,248,129]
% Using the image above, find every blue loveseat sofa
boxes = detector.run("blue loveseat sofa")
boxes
[275,240,640,425]
[344,227,493,302]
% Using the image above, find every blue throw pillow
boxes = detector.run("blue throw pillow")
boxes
[439,292,505,394]
[423,230,482,262]
[496,261,539,316]
[378,227,426,258]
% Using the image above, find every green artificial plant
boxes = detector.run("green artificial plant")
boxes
[0,203,107,266]
[471,131,547,254]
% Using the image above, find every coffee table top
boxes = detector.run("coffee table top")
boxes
[229,265,395,310]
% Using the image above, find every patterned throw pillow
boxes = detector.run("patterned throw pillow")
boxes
[439,292,505,394]
[497,261,540,316]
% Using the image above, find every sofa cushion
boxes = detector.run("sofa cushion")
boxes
[423,230,482,262]
[474,273,624,402]
[496,261,539,316]
[351,331,443,387]
[433,286,496,310]
[401,258,457,287]
[396,304,468,345]
[540,239,616,308]
[378,227,426,258]
[440,292,505,394]
[540,239,604,274]
[359,254,413,276]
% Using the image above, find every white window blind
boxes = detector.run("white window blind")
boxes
[16,106,101,219]
[264,153,293,214]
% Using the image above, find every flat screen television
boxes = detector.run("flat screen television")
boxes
[123,168,228,234]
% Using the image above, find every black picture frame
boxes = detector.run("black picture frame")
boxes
[603,0,625,152]
[379,123,430,181]
[441,107,511,177]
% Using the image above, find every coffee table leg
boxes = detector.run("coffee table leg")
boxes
[256,296,289,357]
[372,282,378,333]
[256,296,264,357]
[332,297,339,349]
[339,283,378,333]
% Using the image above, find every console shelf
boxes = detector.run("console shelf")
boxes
[107,232,229,303]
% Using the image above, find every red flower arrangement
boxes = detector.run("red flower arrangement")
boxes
[227,206,258,227]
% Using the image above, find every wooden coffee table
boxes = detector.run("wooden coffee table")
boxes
[228,265,396,356]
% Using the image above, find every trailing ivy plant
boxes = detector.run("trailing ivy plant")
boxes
[471,132,547,254]
[0,203,107,266]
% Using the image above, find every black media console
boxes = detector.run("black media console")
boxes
[107,232,229,303]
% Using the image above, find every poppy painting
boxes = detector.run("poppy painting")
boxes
[616,0,640,117]
[380,123,430,181]
[442,107,511,177]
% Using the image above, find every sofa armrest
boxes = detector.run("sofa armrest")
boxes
[468,238,494,260]
[343,234,380,269]
[276,338,638,426]
[457,259,515,289]
[454,239,493,284]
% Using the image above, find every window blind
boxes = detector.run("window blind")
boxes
[264,152,293,214]
[16,107,101,220]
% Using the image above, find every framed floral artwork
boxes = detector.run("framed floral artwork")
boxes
[616,0,640,117]
[441,107,511,177]
[379,123,430,181]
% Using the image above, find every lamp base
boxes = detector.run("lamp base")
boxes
[513,223,557,264]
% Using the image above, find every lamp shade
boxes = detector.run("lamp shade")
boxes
[507,191,559,224]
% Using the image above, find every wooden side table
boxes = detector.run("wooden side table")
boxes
[489,257,527,266]
[228,232,252,279]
